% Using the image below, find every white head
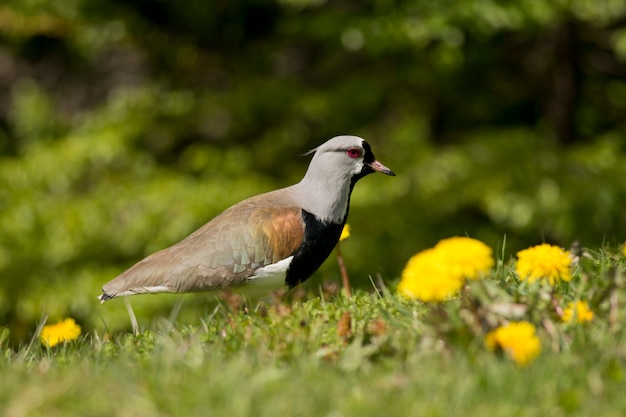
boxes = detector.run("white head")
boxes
[294,135,395,223]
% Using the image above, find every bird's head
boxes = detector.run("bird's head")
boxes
[305,135,395,182]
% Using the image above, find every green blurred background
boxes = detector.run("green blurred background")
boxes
[1,0,625,341]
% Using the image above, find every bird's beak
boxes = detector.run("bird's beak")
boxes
[368,160,396,176]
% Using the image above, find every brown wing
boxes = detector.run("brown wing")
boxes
[101,194,305,299]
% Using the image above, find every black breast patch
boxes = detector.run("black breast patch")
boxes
[285,210,344,288]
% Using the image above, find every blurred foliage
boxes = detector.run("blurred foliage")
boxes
[0,0,625,340]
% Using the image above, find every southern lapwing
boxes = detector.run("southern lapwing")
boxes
[99,135,394,302]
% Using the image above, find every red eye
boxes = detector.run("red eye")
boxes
[346,148,361,158]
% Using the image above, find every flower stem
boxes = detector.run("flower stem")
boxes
[336,244,352,298]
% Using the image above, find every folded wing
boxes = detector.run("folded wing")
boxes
[100,197,305,300]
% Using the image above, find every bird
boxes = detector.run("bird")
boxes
[99,135,395,303]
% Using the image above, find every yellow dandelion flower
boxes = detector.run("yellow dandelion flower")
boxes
[515,243,572,285]
[485,321,541,366]
[397,248,465,302]
[623,243,626,257]
[434,237,494,280]
[40,318,81,347]
[562,301,594,324]
[339,224,351,242]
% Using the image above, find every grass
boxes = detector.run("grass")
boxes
[2,245,626,417]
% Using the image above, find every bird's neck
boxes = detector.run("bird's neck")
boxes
[292,170,352,224]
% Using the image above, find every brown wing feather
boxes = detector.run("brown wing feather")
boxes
[101,191,305,298]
